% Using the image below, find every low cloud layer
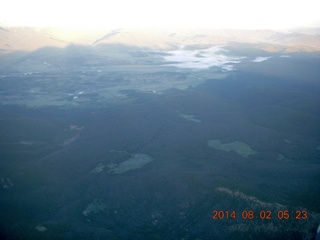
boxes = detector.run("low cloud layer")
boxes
[252,57,272,62]
[162,46,245,70]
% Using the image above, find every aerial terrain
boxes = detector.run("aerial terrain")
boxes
[0,26,320,239]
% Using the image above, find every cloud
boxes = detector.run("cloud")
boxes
[162,46,245,70]
[251,57,272,62]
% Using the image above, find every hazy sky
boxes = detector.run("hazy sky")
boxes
[1,0,319,30]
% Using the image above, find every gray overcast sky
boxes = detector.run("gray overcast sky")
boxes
[1,0,319,29]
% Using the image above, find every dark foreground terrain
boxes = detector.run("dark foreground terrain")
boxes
[0,43,320,239]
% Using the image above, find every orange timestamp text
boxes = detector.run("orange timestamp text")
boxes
[212,210,308,220]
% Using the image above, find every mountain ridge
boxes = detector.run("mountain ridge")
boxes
[1,27,320,53]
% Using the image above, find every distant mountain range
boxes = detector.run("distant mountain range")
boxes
[1,26,320,53]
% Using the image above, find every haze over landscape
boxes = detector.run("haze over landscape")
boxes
[1,0,320,53]
[0,1,320,240]
[1,0,320,29]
